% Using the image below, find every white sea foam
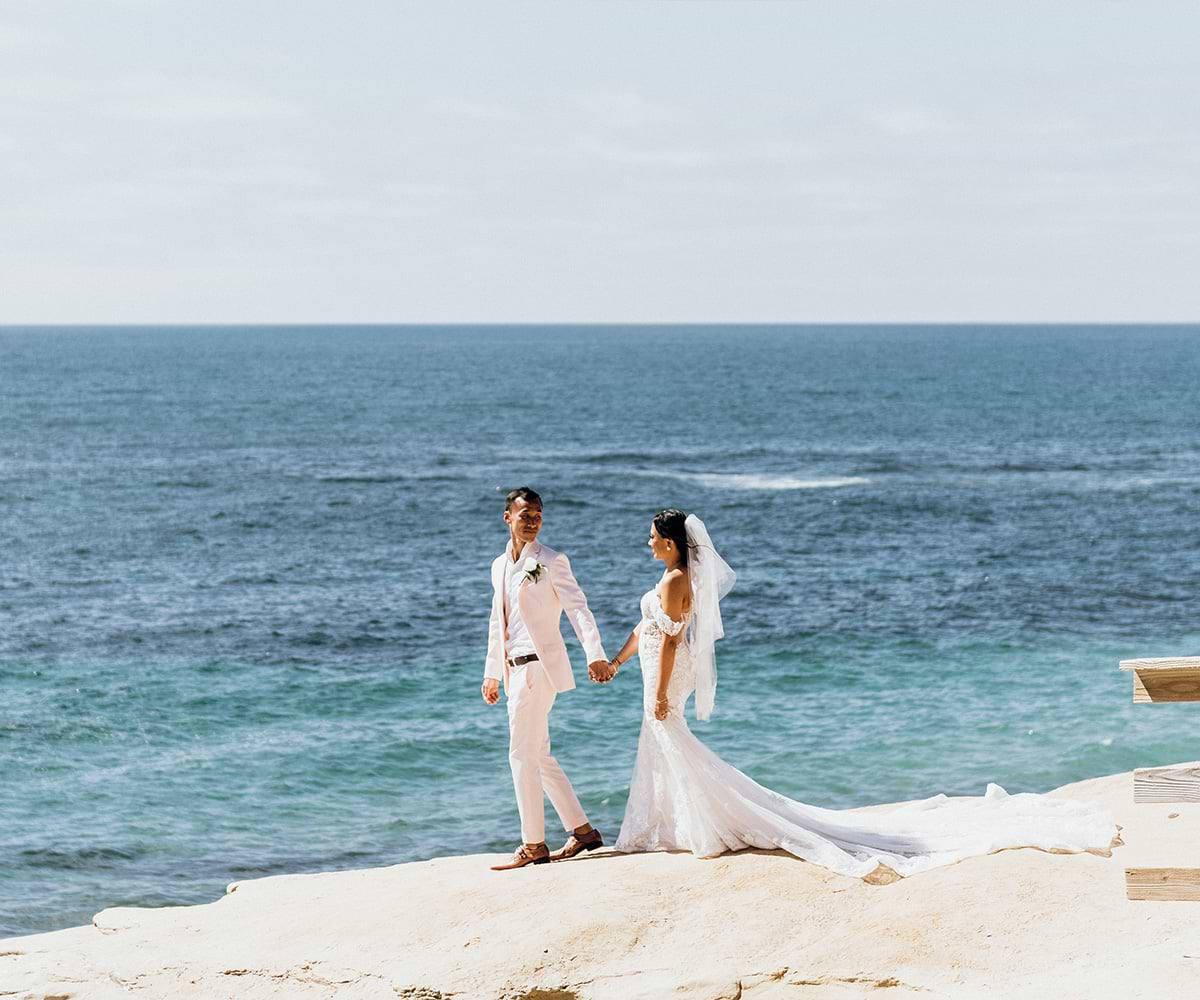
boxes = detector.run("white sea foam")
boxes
[671,472,870,491]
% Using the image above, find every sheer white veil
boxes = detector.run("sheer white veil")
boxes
[685,514,736,720]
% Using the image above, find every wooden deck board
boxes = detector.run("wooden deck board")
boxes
[1125,868,1200,901]
[1120,657,1200,672]
[1134,765,1200,803]
[1124,667,1200,703]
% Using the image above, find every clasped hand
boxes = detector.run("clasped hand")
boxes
[588,659,618,684]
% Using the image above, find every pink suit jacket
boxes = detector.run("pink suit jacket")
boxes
[484,539,607,694]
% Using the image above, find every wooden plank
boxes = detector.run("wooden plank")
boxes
[1125,868,1200,901]
[1129,668,1200,703]
[1134,764,1200,802]
[1120,656,1200,672]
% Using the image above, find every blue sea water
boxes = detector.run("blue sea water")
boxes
[3,324,1200,938]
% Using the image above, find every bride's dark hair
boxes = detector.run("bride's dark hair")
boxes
[653,508,692,566]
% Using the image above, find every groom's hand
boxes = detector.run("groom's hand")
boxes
[481,678,500,704]
[587,659,612,684]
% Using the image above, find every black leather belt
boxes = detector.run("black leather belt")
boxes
[506,653,539,669]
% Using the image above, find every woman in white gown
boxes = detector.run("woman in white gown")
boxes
[606,509,1116,878]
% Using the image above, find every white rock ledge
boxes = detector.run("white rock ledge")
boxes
[3,770,1198,1000]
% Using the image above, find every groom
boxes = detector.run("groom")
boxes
[482,486,613,870]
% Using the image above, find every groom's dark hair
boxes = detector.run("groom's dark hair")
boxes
[505,486,542,511]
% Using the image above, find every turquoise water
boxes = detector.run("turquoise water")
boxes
[3,324,1199,937]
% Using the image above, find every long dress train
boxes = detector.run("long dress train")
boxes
[614,585,1116,878]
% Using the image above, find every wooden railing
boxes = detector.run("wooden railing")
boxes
[1119,657,1200,901]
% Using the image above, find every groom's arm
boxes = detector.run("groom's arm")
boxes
[549,553,607,665]
[482,566,504,703]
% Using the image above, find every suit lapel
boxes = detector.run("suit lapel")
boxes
[496,552,510,637]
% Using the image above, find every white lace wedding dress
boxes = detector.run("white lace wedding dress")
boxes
[614,583,1116,878]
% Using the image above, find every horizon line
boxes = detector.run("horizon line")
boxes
[2,321,1199,329]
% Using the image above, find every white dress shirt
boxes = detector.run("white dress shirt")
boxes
[503,541,538,659]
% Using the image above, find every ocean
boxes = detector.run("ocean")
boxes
[3,324,1198,938]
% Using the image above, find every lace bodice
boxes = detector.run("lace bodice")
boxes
[635,585,693,716]
[638,585,688,637]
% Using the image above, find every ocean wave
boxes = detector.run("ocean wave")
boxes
[576,450,659,464]
[859,460,921,474]
[505,445,776,466]
[20,846,144,870]
[317,474,407,484]
[669,472,870,491]
[992,462,1091,473]
[1098,476,1199,492]
[46,578,115,587]
[316,472,465,484]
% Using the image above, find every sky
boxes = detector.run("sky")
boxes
[1,1,1198,323]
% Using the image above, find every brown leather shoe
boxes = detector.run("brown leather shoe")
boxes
[549,827,603,861]
[490,842,550,871]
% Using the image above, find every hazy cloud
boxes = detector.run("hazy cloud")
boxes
[103,75,303,122]
[573,134,718,168]
[869,105,959,136]
[0,0,1197,322]
[0,23,54,50]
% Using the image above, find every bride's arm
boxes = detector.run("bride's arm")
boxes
[608,629,639,677]
[654,571,689,720]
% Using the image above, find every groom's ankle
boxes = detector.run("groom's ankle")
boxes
[573,823,593,836]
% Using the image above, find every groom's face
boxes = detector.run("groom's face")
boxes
[505,497,543,545]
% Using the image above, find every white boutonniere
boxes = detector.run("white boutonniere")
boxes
[522,557,546,584]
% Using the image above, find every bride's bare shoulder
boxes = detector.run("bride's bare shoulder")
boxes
[661,568,689,607]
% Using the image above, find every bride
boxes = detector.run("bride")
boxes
[601,509,1116,878]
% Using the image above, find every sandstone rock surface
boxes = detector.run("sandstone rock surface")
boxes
[4,771,1197,1000]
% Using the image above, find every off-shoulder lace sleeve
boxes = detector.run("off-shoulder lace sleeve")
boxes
[650,607,686,636]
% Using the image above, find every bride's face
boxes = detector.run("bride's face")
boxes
[648,522,669,562]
